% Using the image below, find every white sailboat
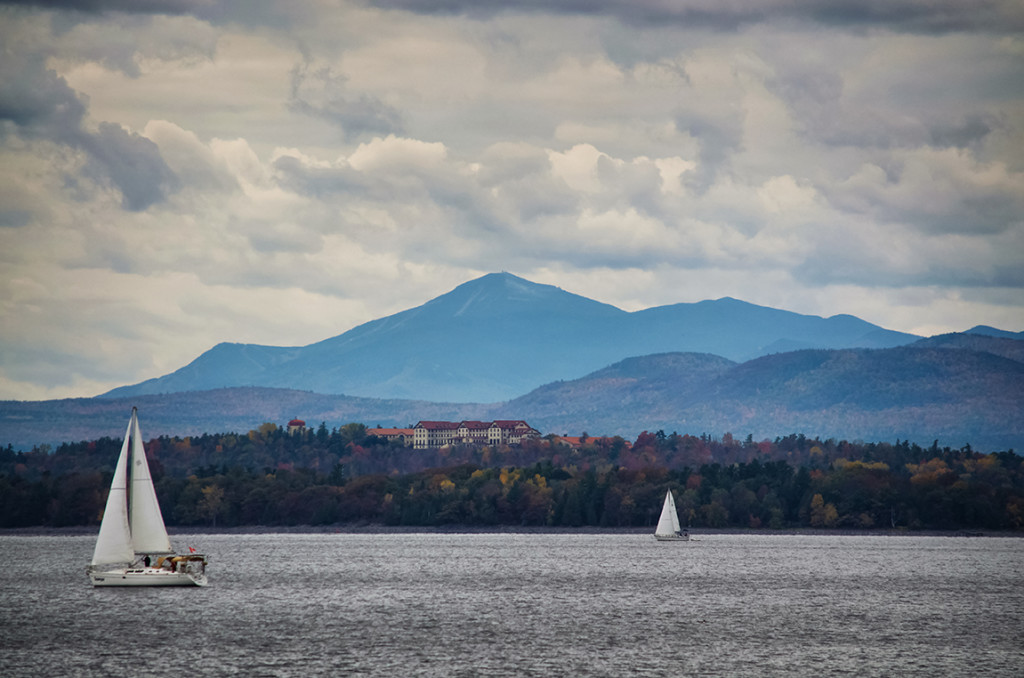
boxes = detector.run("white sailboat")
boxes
[654,490,689,541]
[87,408,208,587]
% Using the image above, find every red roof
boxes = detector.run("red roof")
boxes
[415,421,460,430]
[492,420,532,430]
[371,428,414,436]
[288,419,306,427]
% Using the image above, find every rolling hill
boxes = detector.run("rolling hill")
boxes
[0,389,490,451]
[504,343,1024,449]
[911,332,1024,363]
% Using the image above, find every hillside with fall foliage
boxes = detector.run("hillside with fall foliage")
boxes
[2,423,1021,532]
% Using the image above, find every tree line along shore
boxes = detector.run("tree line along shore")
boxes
[2,423,1021,531]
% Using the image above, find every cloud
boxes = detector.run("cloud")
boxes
[13,0,1024,34]
[0,51,87,141]
[364,0,1024,34]
[78,122,179,210]
[142,119,238,193]
[825,149,1024,236]
[0,29,179,210]
[48,13,219,77]
[288,61,404,138]
[2,0,213,14]
[1,0,1023,402]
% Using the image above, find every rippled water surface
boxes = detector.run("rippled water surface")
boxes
[2,532,1022,676]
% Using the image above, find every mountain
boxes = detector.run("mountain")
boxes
[911,333,1024,363]
[966,325,1024,341]
[102,272,919,403]
[6,337,1021,452]
[505,344,1024,450]
[626,298,915,359]
[505,353,736,435]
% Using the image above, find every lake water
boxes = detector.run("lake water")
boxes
[1,532,1022,677]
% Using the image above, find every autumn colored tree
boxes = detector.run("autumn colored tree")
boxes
[2,424,1022,530]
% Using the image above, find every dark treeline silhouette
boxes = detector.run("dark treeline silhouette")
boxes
[2,423,1022,531]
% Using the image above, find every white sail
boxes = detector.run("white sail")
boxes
[127,410,173,555]
[654,490,682,538]
[90,417,134,566]
[668,492,681,533]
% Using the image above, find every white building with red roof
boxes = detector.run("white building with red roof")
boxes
[457,420,492,445]
[489,420,540,446]
[412,419,540,449]
[413,421,460,449]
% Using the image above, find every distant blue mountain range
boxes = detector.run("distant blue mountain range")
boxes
[967,325,1024,341]
[102,272,919,403]
[3,281,1021,450]
[6,335,1021,451]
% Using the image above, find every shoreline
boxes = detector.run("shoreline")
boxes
[0,525,1017,538]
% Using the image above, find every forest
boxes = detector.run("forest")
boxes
[1,423,1022,532]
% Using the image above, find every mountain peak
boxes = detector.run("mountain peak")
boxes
[100,271,919,403]
[967,325,1024,340]
[456,271,550,298]
[426,272,623,319]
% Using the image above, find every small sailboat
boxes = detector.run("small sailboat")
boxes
[654,490,689,541]
[87,408,208,587]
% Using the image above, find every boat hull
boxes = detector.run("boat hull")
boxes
[654,534,690,541]
[89,567,207,587]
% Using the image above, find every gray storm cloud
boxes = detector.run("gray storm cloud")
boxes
[0,49,179,210]
[0,0,1021,400]
[364,0,1024,34]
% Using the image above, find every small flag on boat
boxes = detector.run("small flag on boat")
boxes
[189,546,196,553]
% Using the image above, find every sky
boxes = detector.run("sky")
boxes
[1,0,1023,401]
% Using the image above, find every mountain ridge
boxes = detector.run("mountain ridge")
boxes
[101,272,925,402]
[967,325,1024,341]
[5,334,1021,452]
[503,341,1024,449]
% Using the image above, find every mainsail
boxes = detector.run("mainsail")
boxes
[128,411,173,555]
[90,416,134,566]
[654,490,682,538]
